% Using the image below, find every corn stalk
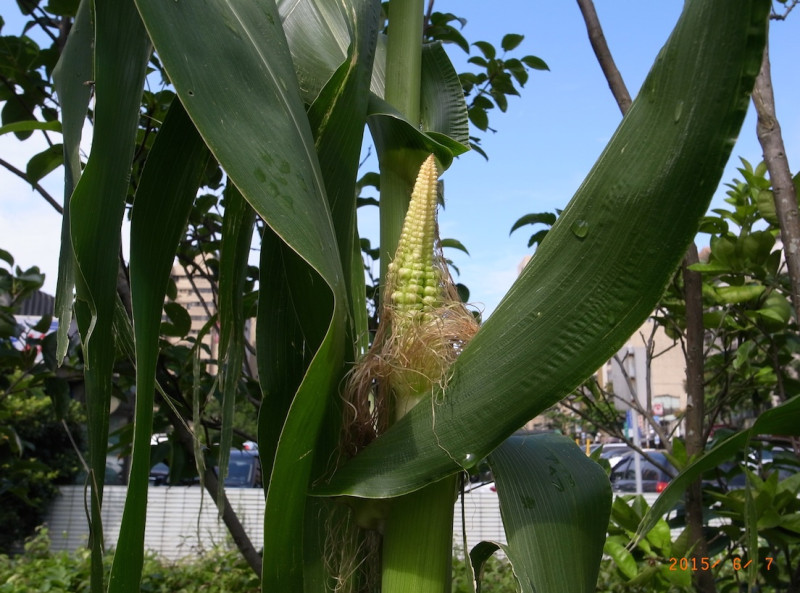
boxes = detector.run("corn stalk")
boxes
[52,0,774,592]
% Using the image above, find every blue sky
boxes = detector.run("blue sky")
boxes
[1,2,798,318]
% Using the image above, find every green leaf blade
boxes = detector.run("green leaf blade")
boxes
[317,0,770,499]
[488,435,611,593]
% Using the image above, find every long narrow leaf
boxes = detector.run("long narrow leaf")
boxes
[133,2,349,588]
[216,185,256,514]
[488,435,611,593]
[109,99,210,593]
[307,0,379,343]
[318,0,770,498]
[52,0,91,364]
[277,0,350,105]
[63,2,151,591]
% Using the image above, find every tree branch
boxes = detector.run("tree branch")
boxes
[575,0,632,114]
[0,156,63,214]
[752,35,800,321]
[683,243,716,593]
[163,399,262,577]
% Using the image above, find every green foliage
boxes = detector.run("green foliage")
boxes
[1,1,776,592]
[0,527,260,593]
[0,250,84,554]
[659,159,800,422]
[423,11,549,159]
[600,496,694,592]
[704,444,800,591]
[452,552,518,593]
[0,529,522,593]
[597,442,800,592]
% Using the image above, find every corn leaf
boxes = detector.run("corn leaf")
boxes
[277,0,350,105]
[318,0,770,498]
[111,99,210,593]
[62,1,150,591]
[52,0,91,364]
[216,185,256,515]
[133,1,351,589]
[488,434,611,593]
[307,0,381,354]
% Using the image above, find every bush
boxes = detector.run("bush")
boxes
[0,388,85,554]
[0,527,260,593]
[0,252,86,554]
[452,551,519,593]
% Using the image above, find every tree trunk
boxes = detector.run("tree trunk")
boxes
[752,34,800,320]
[163,399,263,577]
[683,244,716,593]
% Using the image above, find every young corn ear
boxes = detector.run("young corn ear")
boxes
[343,154,479,455]
[387,155,441,315]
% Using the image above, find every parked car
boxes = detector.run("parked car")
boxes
[149,462,170,486]
[223,448,261,488]
[609,450,675,493]
[149,447,262,488]
[596,443,635,469]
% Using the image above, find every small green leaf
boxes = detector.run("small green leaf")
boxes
[467,56,488,68]
[604,540,638,580]
[161,301,191,337]
[468,106,488,131]
[526,230,548,249]
[456,283,470,304]
[713,284,765,304]
[756,188,779,224]
[521,55,549,71]
[0,120,62,136]
[32,313,53,333]
[472,41,496,60]
[441,238,469,255]
[26,144,64,185]
[501,33,524,52]
[509,212,558,235]
[45,0,81,16]
[505,59,529,87]
[0,248,13,267]
[429,26,469,54]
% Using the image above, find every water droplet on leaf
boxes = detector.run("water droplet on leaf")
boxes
[673,100,684,123]
[571,220,589,238]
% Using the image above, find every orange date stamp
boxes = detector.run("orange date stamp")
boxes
[668,557,773,571]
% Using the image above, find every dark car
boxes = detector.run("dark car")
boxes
[222,448,261,488]
[609,450,675,493]
[149,447,261,488]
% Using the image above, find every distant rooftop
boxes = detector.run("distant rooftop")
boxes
[17,290,55,317]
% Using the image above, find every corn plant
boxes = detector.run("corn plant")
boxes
[53,1,773,592]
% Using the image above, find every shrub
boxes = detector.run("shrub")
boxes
[0,527,260,593]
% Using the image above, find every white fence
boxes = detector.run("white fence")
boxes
[47,486,266,561]
[46,485,658,561]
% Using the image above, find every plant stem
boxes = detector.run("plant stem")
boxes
[382,475,457,593]
[384,0,422,126]
[378,5,456,593]
[379,0,424,295]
